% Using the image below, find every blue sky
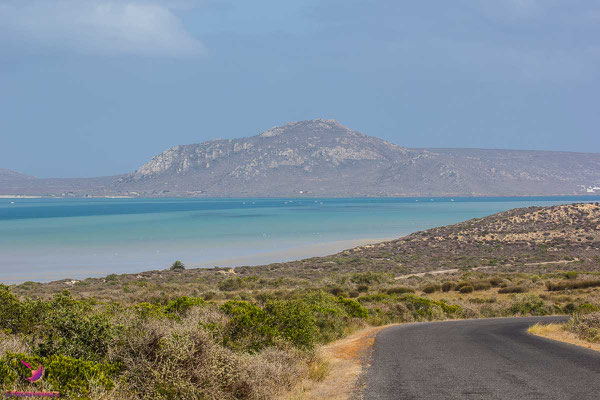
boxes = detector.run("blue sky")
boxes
[1,0,599,178]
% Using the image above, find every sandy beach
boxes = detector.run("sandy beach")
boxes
[194,237,395,268]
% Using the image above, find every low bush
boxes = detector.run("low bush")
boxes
[422,284,441,294]
[545,280,600,291]
[386,286,415,295]
[578,303,600,314]
[357,285,369,293]
[455,281,471,291]
[566,312,600,343]
[328,287,346,297]
[221,300,277,352]
[459,285,474,294]
[170,260,185,271]
[0,352,120,398]
[220,293,369,353]
[488,277,503,287]
[498,286,528,294]
[33,291,116,362]
[441,282,455,292]
[472,281,492,291]
[164,296,205,317]
[508,295,553,316]
[336,297,369,319]
[401,294,461,320]
[350,272,386,285]
[564,271,579,280]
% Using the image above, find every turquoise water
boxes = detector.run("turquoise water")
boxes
[1,196,599,283]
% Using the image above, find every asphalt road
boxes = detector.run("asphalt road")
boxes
[363,316,600,400]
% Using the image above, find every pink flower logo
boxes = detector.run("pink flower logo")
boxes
[20,361,44,383]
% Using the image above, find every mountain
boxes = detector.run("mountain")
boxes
[0,168,122,197]
[112,119,600,196]
[0,168,35,184]
[2,119,600,197]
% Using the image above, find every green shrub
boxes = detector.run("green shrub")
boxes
[133,302,165,320]
[578,303,600,314]
[0,285,27,333]
[357,293,391,304]
[0,352,119,399]
[422,284,441,294]
[441,282,455,292]
[264,300,318,349]
[546,280,600,291]
[221,301,276,352]
[472,281,492,291]
[566,312,600,343]
[386,286,415,295]
[328,287,346,297]
[164,296,204,317]
[563,302,577,314]
[218,277,243,292]
[170,260,186,271]
[34,291,115,362]
[498,286,528,294]
[459,286,474,294]
[400,294,460,320]
[336,297,368,319]
[508,295,552,316]
[564,271,579,280]
[455,281,471,291]
[350,272,386,285]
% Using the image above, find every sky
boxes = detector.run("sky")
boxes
[1,0,600,178]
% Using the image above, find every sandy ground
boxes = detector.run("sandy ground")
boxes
[282,325,392,400]
[197,238,395,268]
[0,195,42,198]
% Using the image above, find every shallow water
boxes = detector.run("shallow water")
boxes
[1,196,598,283]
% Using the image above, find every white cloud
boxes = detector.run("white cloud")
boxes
[0,0,205,57]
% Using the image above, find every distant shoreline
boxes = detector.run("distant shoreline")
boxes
[193,237,395,269]
[2,237,395,285]
[2,194,600,200]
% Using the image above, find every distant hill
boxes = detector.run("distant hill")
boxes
[2,119,600,197]
[0,168,35,184]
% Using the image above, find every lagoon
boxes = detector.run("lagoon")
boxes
[1,196,598,283]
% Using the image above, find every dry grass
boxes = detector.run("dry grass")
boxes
[281,325,390,400]
[0,331,29,356]
[528,322,600,352]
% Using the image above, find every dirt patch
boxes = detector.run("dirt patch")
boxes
[281,325,391,400]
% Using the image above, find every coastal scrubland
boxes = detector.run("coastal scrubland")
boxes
[2,203,600,399]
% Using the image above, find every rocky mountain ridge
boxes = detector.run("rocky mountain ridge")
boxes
[2,119,600,197]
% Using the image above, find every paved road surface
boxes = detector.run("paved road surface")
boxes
[363,316,600,399]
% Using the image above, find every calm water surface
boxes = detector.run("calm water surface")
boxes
[1,196,598,283]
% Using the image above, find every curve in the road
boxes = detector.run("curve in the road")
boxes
[363,316,600,400]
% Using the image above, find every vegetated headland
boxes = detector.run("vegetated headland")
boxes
[2,202,600,399]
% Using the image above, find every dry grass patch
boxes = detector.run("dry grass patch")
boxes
[281,325,391,400]
[528,322,600,352]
